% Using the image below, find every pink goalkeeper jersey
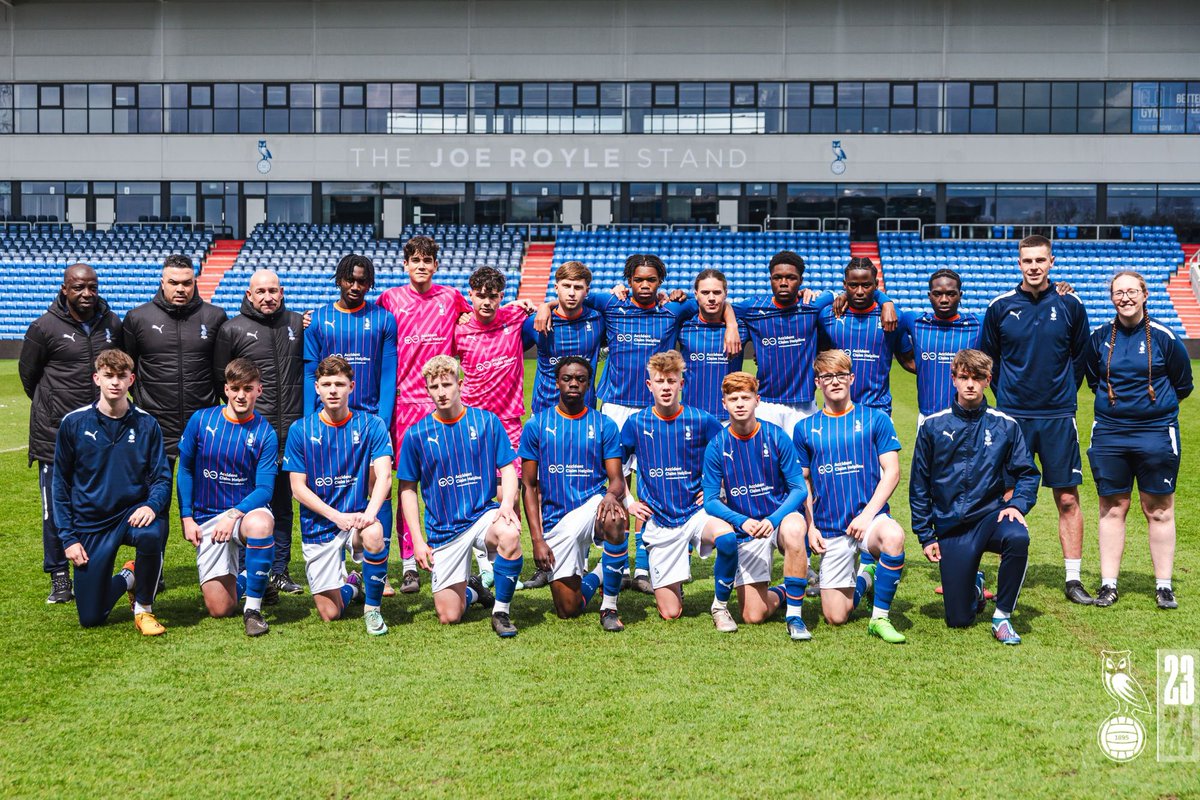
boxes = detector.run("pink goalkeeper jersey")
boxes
[378,283,471,410]
[454,305,528,421]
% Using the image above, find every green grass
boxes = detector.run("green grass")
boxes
[1,357,1197,799]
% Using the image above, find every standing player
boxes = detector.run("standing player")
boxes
[1083,272,1193,609]
[897,269,982,422]
[701,372,812,641]
[284,356,393,635]
[676,269,749,421]
[177,358,278,636]
[378,236,471,593]
[398,356,524,637]
[519,357,630,632]
[981,235,1093,605]
[304,253,398,595]
[818,257,912,416]
[20,263,123,604]
[734,251,897,437]
[793,350,908,644]
[53,350,170,634]
[524,261,605,414]
[910,349,1040,645]
[621,351,724,619]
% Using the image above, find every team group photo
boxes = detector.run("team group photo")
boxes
[2,1,1198,797]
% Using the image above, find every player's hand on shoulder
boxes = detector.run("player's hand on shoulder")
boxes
[456,311,471,325]
[998,506,1026,526]
[628,500,653,522]
[128,505,156,528]
[800,288,820,305]
[513,298,536,315]
[302,309,313,329]
[65,542,89,566]
[534,303,554,334]
[922,541,941,562]
[832,293,848,318]
[723,325,743,356]
[611,284,629,300]
[182,517,203,547]
[1056,281,1074,295]
[666,289,687,304]
[807,526,827,553]
[880,301,898,332]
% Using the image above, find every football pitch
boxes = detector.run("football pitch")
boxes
[0,358,1196,799]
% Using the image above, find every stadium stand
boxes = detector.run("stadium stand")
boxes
[878,227,1187,337]
[0,226,214,340]
[548,229,853,301]
[209,224,524,312]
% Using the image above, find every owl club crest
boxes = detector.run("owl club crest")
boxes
[1098,650,1149,763]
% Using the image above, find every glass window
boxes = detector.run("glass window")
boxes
[214,83,238,108]
[733,84,756,106]
[266,84,288,107]
[38,109,62,132]
[1078,107,1104,133]
[1046,184,1096,223]
[342,84,365,107]
[444,84,467,108]
[1078,81,1104,108]
[498,83,520,106]
[838,82,863,107]
[653,84,676,106]
[137,83,161,109]
[970,108,996,132]
[239,83,263,108]
[1024,108,1050,134]
[416,84,440,107]
[386,83,412,108]
[114,85,137,107]
[1132,82,1160,133]
[971,83,995,106]
[214,109,238,133]
[997,82,1023,107]
[758,82,782,107]
[1106,81,1131,107]
[15,84,36,108]
[575,84,598,106]
[812,83,835,106]
[946,184,995,224]
[945,108,969,133]
[705,82,730,106]
[39,85,61,108]
[810,107,836,132]
[62,84,87,108]
[838,108,862,132]
[1107,184,1156,224]
[890,107,916,133]
[785,183,836,218]
[365,83,390,108]
[472,83,495,108]
[317,83,340,108]
[892,83,915,106]
[863,82,889,107]
[548,83,573,107]
[237,109,262,133]
[945,82,970,107]
[289,109,313,133]
[190,85,212,107]
[523,83,547,107]
[996,184,1045,223]
[679,83,704,107]
[1024,82,1050,107]
[786,82,810,107]
[1051,82,1077,108]
[64,109,87,133]
[997,108,1023,133]
[917,82,941,107]
[1105,108,1131,133]
[1051,108,1077,134]
[863,108,888,133]
[89,84,111,108]
[600,83,624,107]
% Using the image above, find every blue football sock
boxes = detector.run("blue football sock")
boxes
[784,576,806,618]
[712,533,738,604]
[493,553,522,605]
[465,586,479,606]
[634,528,649,574]
[339,580,358,611]
[602,539,627,599]
[580,565,602,612]
[361,543,390,608]
[852,570,869,608]
[378,498,393,544]
[236,571,246,601]
[873,551,905,615]
[244,536,274,600]
[859,550,876,569]
[768,585,785,606]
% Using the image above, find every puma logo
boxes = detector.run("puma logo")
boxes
[427,434,439,445]
[1008,310,1023,320]
[723,450,734,460]
[942,430,956,442]
[151,324,165,334]
[309,434,322,445]
[245,330,259,340]
[642,429,654,440]
[83,430,97,440]
[324,320,335,327]
[62,332,77,342]
[205,425,217,436]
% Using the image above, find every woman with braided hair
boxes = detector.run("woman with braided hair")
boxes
[1083,271,1193,609]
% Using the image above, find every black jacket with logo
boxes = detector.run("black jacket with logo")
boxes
[212,296,304,462]
[122,289,228,457]
[19,294,124,465]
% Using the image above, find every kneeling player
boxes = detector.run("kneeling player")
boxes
[399,356,524,637]
[177,358,279,636]
[285,356,393,635]
[793,350,907,644]
[910,349,1039,645]
[53,350,171,635]
[519,357,629,632]
[621,350,723,619]
[701,372,812,641]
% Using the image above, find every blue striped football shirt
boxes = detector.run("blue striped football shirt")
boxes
[899,310,982,417]
[620,405,723,527]
[518,406,622,531]
[176,406,278,524]
[818,302,911,414]
[523,307,606,413]
[677,316,748,420]
[793,404,901,536]
[303,302,398,427]
[396,406,515,547]
[588,294,697,407]
[701,421,807,534]
[734,292,834,405]
[283,410,393,544]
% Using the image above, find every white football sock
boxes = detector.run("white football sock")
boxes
[244,596,262,612]
[1064,558,1081,583]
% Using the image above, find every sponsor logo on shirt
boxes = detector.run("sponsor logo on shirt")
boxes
[984,429,993,447]
[152,324,165,334]
[83,430,97,440]
[63,332,77,342]
[127,429,136,443]
[200,324,208,340]
[1008,310,1023,320]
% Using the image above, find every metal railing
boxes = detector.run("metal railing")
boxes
[919,222,1131,242]
[876,217,924,235]
[763,216,851,233]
